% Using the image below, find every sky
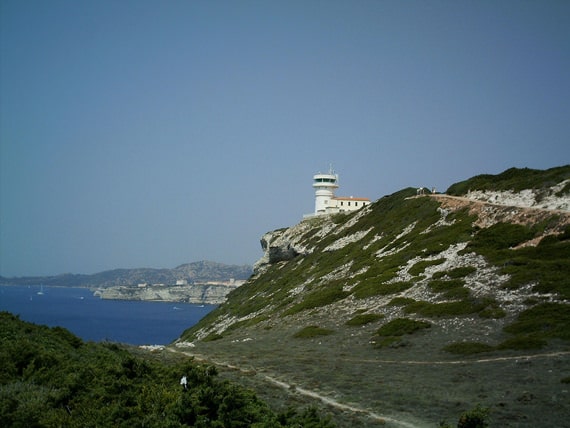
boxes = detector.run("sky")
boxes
[1,1,569,277]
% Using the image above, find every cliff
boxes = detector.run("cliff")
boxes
[94,283,238,304]
[175,165,570,427]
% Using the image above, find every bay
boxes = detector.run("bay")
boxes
[0,285,216,345]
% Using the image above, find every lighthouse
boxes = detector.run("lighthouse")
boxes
[305,167,371,217]
[313,167,339,214]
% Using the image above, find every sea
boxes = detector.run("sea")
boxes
[0,285,216,345]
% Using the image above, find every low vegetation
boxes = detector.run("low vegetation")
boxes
[403,297,497,318]
[446,165,570,195]
[284,285,349,316]
[0,312,333,427]
[503,302,570,341]
[345,313,384,326]
[293,326,335,339]
[440,404,490,428]
[371,318,431,348]
[408,258,445,276]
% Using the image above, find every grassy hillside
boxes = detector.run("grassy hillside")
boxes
[178,167,570,427]
[183,188,569,347]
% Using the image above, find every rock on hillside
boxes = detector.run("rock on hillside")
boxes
[463,180,570,211]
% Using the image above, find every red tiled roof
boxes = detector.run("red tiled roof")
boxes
[332,196,370,201]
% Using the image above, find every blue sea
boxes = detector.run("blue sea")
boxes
[0,285,216,345]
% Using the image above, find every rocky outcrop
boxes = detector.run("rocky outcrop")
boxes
[94,284,237,304]
[464,179,570,211]
[254,206,373,275]
[254,225,312,274]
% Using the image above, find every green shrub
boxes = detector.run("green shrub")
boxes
[468,223,535,251]
[203,332,223,342]
[428,279,465,292]
[0,313,335,427]
[503,302,570,340]
[284,284,349,316]
[465,225,570,299]
[457,404,490,428]
[352,280,413,299]
[440,404,491,428]
[446,165,570,195]
[442,342,495,355]
[293,326,334,339]
[388,297,416,306]
[371,318,430,349]
[375,318,431,336]
[441,286,470,299]
[408,258,445,276]
[345,313,384,326]
[428,279,470,299]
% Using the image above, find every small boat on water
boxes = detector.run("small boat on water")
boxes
[37,285,45,295]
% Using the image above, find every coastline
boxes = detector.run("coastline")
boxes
[93,283,238,304]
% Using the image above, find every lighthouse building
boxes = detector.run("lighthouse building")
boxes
[308,169,370,216]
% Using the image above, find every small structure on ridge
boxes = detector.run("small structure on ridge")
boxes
[307,167,370,216]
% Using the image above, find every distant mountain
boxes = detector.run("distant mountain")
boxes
[0,261,253,288]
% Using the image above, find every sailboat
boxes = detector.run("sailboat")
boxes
[37,285,44,295]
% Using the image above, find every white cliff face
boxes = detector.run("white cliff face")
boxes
[465,179,570,211]
[254,209,374,275]
[254,218,329,274]
[94,284,237,304]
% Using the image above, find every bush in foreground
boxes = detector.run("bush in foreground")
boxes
[0,312,334,427]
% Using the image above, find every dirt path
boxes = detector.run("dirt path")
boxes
[427,193,570,217]
[427,193,569,213]
[167,347,423,427]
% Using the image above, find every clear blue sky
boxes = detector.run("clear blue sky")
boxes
[1,1,569,277]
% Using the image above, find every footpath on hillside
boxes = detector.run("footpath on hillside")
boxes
[167,347,422,428]
[428,193,570,215]
[166,344,570,428]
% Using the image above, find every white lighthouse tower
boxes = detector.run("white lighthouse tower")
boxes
[313,167,339,214]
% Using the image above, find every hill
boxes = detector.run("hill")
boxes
[174,165,570,427]
[0,260,253,288]
[0,312,333,427]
